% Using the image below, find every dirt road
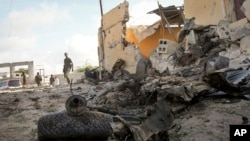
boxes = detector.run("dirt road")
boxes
[0,85,249,141]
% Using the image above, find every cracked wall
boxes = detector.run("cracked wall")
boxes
[99,1,181,73]
[99,1,139,73]
[184,0,233,25]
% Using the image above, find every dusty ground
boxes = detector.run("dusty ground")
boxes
[168,98,250,141]
[0,83,249,141]
[0,85,74,141]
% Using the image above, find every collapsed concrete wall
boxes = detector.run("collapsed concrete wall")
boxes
[99,1,139,73]
[147,0,250,76]
[150,39,181,73]
[127,24,181,58]
[98,0,250,75]
[216,0,250,66]
[99,2,183,74]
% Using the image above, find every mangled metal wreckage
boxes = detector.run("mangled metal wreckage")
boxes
[95,0,250,99]
[90,0,250,140]
[38,0,250,141]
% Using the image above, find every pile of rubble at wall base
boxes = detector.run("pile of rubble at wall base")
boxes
[80,24,250,141]
[78,2,250,141]
[149,2,250,101]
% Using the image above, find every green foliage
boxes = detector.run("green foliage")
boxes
[15,68,28,74]
[76,62,97,72]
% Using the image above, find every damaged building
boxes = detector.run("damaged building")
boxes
[91,0,250,103]
[97,0,250,76]
[92,0,250,140]
[98,1,184,75]
[36,0,250,141]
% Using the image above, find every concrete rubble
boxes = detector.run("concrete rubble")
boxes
[77,10,250,140]
[241,0,250,20]
[1,1,250,141]
[27,2,250,140]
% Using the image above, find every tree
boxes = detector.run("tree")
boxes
[75,63,97,73]
[15,68,28,74]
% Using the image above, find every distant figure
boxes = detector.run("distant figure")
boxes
[55,77,60,87]
[21,72,26,88]
[49,74,55,87]
[35,72,42,87]
[63,52,73,84]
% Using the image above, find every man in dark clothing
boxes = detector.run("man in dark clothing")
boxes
[21,72,26,88]
[63,53,73,84]
[35,72,42,87]
[49,74,55,86]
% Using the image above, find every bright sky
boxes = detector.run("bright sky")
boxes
[0,0,183,75]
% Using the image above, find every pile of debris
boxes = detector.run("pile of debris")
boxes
[68,2,250,141]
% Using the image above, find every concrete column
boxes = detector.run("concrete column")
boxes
[28,61,34,84]
[10,64,15,78]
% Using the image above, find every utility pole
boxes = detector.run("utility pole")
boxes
[99,0,103,16]
[98,0,104,80]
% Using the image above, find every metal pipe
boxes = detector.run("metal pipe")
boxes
[99,0,104,80]
[99,0,103,16]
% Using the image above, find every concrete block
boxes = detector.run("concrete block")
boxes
[216,20,230,39]
[241,0,250,21]
[240,36,250,54]
[150,50,175,73]
[230,23,250,41]
[156,39,179,54]
[229,55,248,67]
[219,44,241,59]
[229,18,248,31]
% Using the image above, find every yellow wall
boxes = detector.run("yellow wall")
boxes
[100,1,181,72]
[126,27,181,58]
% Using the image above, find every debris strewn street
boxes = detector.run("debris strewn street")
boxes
[1,0,250,141]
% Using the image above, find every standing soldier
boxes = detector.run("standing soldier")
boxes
[63,53,73,84]
[21,72,26,88]
[49,74,55,87]
[35,72,42,87]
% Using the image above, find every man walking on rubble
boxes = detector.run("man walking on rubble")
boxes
[63,52,73,85]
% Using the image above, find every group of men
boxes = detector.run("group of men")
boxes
[32,52,73,87]
[49,74,60,87]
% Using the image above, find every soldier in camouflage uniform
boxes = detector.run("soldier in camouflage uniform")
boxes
[63,53,73,84]
[35,72,42,87]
